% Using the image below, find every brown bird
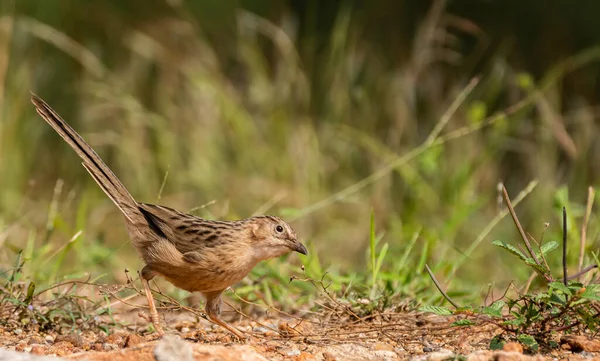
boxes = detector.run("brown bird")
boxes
[31,94,307,339]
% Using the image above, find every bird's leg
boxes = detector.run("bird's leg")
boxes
[141,266,164,336]
[204,291,245,340]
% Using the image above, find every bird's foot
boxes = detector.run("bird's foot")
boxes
[138,311,165,337]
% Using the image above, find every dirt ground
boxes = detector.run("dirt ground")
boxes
[1,302,599,361]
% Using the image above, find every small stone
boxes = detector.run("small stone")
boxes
[286,349,301,357]
[467,350,492,361]
[106,332,126,347]
[502,342,523,353]
[30,345,46,355]
[375,342,394,351]
[561,335,600,352]
[322,352,337,361]
[253,326,269,334]
[374,350,398,360]
[180,327,190,333]
[28,336,43,345]
[153,335,194,361]
[295,351,316,360]
[52,341,74,350]
[491,351,542,361]
[278,322,302,336]
[125,333,145,347]
[96,333,107,343]
[103,343,119,351]
[182,330,201,340]
[425,350,454,361]
[48,341,74,357]
[13,329,23,335]
[55,333,84,347]
[44,335,54,344]
[55,348,69,357]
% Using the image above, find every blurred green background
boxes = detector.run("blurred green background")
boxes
[1,0,600,305]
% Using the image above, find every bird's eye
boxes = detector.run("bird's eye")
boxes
[276,225,284,233]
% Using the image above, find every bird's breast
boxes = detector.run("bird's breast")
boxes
[152,245,259,293]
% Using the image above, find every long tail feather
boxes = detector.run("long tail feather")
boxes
[31,94,138,221]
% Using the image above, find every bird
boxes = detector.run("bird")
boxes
[31,94,307,339]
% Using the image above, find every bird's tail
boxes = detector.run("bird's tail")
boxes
[31,94,139,222]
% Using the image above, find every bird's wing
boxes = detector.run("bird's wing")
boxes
[137,203,241,256]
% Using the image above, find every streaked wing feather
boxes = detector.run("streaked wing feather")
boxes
[138,203,242,255]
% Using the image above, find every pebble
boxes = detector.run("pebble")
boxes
[153,335,194,361]
[125,333,145,347]
[322,352,337,361]
[296,351,317,360]
[375,342,394,351]
[253,326,269,334]
[105,332,126,347]
[52,341,74,351]
[96,333,107,343]
[503,342,523,353]
[55,347,69,357]
[103,343,119,351]
[286,349,301,356]
[30,344,46,355]
[55,333,84,347]
[28,336,42,345]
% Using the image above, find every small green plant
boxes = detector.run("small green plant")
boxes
[423,185,600,351]
[0,252,113,333]
[368,210,388,298]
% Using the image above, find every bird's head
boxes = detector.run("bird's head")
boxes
[248,215,307,261]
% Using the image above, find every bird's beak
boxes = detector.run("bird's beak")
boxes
[292,241,308,255]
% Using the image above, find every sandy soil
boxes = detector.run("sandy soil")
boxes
[1,283,599,360]
[0,306,598,360]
